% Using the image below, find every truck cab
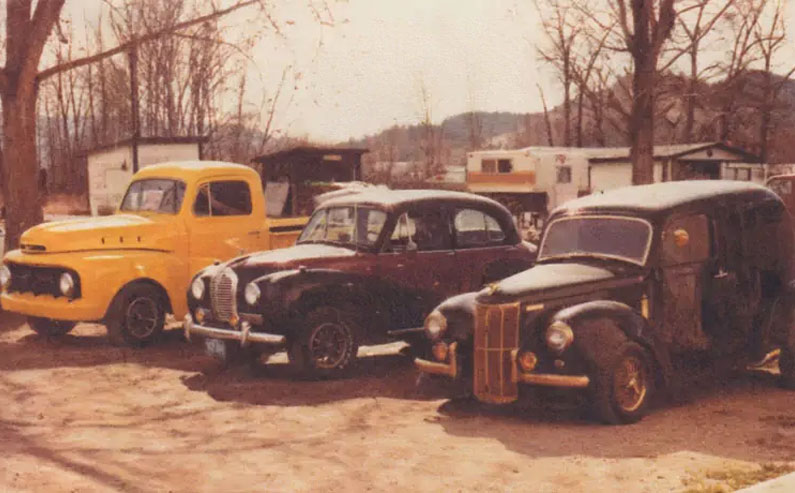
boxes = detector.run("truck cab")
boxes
[0,161,307,346]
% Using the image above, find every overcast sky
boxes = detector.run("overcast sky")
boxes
[62,0,795,144]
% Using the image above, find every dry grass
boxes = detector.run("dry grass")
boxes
[682,463,794,493]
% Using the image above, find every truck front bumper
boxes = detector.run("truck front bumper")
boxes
[183,314,286,347]
[415,344,591,388]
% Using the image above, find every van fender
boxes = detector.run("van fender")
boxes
[551,300,673,386]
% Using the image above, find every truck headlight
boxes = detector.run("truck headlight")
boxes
[424,310,447,341]
[546,321,574,354]
[59,272,76,297]
[191,277,205,300]
[0,265,10,289]
[244,282,261,306]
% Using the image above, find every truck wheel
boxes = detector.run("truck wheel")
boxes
[28,317,76,337]
[106,283,165,347]
[780,347,795,389]
[288,306,359,379]
[589,340,654,425]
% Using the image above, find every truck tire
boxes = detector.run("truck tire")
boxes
[28,317,76,337]
[106,283,166,347]
[288,305,359,379]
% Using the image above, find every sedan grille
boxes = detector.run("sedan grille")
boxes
[473,302,521,404]
[210,268,238,323]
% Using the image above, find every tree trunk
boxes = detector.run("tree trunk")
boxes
[2,87,44,250]
[630,57,656,185]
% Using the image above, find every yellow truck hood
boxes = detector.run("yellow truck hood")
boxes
[19,214,176,254]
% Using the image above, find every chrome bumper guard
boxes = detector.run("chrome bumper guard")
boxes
[183,315,286,347]
[414,342,590,389]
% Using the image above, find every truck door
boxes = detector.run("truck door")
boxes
[188,179,260,276]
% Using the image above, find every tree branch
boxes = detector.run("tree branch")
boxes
[36,0,258,82]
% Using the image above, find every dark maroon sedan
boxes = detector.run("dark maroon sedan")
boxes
[185,189,536,377]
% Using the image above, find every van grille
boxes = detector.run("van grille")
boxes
[210,268,238,323]
[473,302,521,404]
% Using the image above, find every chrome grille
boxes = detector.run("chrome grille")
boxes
[210,268,238,323]
[473,302,521,404]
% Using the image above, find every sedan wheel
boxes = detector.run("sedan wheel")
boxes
[288,306,359,379]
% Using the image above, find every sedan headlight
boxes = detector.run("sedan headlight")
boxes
[191,277,205,300]
[244,282,261,306]
[424,310,447,341]
[546,320,574,354]
[0,265,10,289]
[59,272,76,298]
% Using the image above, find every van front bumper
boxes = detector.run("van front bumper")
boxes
[183,314,286,347]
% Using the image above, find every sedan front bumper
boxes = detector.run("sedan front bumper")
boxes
[183,315,286,347]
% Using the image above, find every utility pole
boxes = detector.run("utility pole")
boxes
[129,43,140,173]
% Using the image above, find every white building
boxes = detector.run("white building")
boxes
[86,137,205,215]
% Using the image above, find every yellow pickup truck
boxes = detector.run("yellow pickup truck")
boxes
[0,161,307,345]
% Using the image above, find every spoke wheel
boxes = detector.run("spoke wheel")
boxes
[125,297,159,339]
[309,322,349,369]
[613,355,648,413]
[288,305,359,379]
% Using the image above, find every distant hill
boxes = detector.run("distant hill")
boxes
[345,70,795,183]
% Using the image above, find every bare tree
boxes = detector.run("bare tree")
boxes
[0,0,286,249]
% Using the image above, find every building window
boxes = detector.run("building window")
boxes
[556,166,572,184]
[481,159,496,173]
[497,159,513,173]
[734,168,751,181]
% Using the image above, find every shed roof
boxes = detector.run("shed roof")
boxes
[583,142,757,163]
[252,146,369,164]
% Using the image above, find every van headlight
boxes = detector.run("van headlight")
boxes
[59,272,76,298]
[244,282,261,306]
[546,320,574,354]
[191,277,205,300]
[0,265,10,289]
[424,310,447,341]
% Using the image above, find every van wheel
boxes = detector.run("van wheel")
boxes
[780,347,795,389]
[106,283,166,347]
[28,317,76,337]
[288,306,359,379]
[589,341,654,425]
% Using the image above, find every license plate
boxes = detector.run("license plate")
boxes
[204,338,227,360]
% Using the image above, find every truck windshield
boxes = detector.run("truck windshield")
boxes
[120,179,186,214]
[298,206,387,248]
[538,216,652,266]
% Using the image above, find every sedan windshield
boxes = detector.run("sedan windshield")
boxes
[120,179,186,214]
[538,216,652,266]
[298,206,387,248]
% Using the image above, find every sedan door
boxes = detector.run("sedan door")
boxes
[452,207,516,291]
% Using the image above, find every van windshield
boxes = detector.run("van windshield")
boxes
[120,179,186,214]
[538,216,652,266]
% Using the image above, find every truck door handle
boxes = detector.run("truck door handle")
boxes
[248,231,260,236]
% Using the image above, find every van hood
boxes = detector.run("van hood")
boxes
[19,214,176,253]
[477,262,632,303]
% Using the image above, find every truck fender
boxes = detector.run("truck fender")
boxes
[551,300,673,387]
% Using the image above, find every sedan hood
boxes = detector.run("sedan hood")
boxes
[236,243,357,269]
[479,262,621,302]
[19,214,176,254]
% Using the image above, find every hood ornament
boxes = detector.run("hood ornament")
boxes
[487,282,500,295]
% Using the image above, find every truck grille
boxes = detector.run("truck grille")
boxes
[210,268,238,323]
[473,302,521,404]
[6,262,80,298]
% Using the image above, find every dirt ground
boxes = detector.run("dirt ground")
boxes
[1,314,794,493]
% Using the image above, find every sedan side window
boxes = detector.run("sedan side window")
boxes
[454,209,506,248]
[387,210,451,252]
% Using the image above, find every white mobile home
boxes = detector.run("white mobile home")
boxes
[466,147,590,215]
[87,137,205,215]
